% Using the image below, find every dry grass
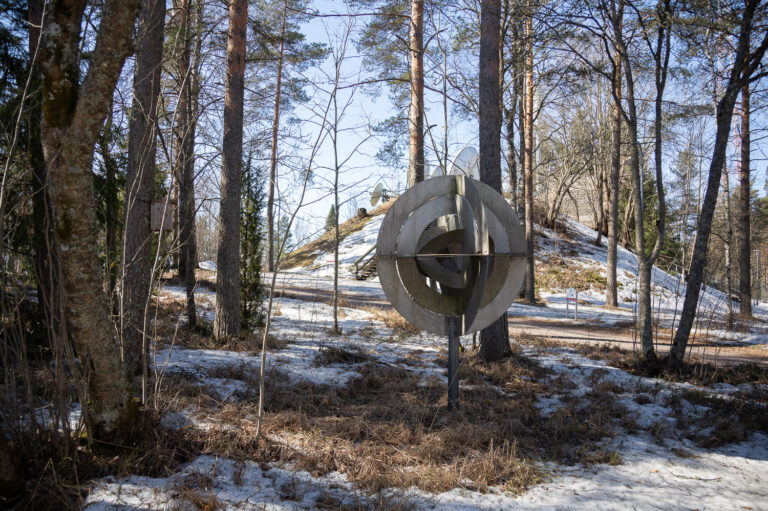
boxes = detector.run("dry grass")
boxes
[159,268,217,292]
[5,410,199,510]
[362,306,420,336]
[536,254,607,292]
[515,334,768,390]
[167,347,651,498]
[281,200,395,269]
[316,346,370,365]
[668,389,768,448]
[171,363,543,494]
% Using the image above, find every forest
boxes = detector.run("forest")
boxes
[1,0,768,508]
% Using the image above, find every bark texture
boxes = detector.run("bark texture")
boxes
[523,13,535,304]
[606,31,622,308]
[407,0,425,187]
[29,0,62,344]
[671,0,768,365]
[478,0,511,362]
[39,0,139,440]
[215,0,247,339]
[123,0,165,375]
[738,84,751,317]
[174,0,197,327]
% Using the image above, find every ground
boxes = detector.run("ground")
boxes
[82,213,768,510]
[83,294,768,510]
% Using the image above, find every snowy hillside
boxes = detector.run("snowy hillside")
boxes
[284,206,767,348]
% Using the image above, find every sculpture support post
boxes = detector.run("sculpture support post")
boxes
[447,316,460,410]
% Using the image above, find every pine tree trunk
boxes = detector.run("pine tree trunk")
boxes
[738,85,751,317]
[174,0,197,328]
[478,0,511,362]
[724,168,734,319]
[122,0,164,376]
[407,0,425,187]
[215,0,247,339]
[39,0,139,441]
[523,12,535,304]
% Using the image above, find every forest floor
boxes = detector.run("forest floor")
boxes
[81,211,768,509]
[81,284,768,510]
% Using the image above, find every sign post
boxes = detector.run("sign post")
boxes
[566,288,578,319]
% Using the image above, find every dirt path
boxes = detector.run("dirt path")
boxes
[508,318,768,367]
[268,283,768,368]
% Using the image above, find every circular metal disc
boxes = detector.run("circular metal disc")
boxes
[376,175,525,335]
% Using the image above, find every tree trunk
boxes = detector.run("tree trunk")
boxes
[523,12,535,304]
[478,0,511,361]
[29,0,61,342]
[407,0,425,187]
[517,64,525,220]
[595,164,604,246]
[99,116,119,309]
[267,0,287,272]
[215,0,247,339]
[506,105,517,206]
[606,42,621,307]
[671,0,767,365]
[724,167,734,319]
[122,0,164,376]
[39,0,140,441]
[174,0,197,328]
[738,84,751,317]
[332,95,341,334]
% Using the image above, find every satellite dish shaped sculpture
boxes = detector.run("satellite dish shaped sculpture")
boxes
[448,146,480,180]
[377,175,525,408]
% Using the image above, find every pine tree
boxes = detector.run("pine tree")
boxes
[240,155,265,330]
[215,0,248,339]
[325,204,337,232]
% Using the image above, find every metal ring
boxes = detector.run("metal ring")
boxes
[376,175,525,335]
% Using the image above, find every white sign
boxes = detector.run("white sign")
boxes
[566,288,578,319]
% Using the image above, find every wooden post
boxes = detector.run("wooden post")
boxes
[447,316,461,411]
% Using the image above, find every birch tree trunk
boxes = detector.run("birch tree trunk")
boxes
[39,0,140,441]
[215,0,247,339]
[122,0,165,376]
[407,0,425,187]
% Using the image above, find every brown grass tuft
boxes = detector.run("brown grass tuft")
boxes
[316,346,370,365]
[362,306,420,335]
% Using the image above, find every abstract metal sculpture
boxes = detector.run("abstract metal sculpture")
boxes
[377,175,525,408]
